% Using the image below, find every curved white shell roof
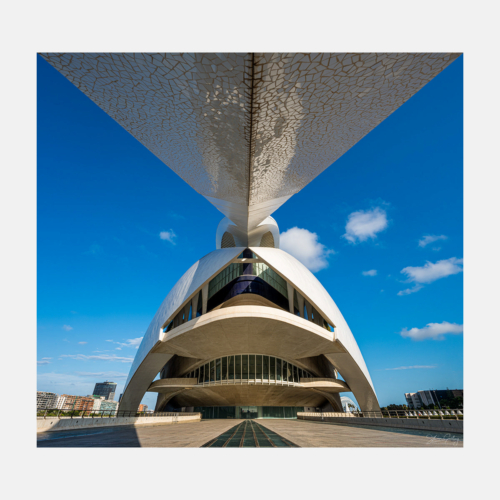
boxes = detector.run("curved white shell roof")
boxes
[251,247,375,393]
[124,248,241,391]
[41,53,459,232]
[125,247,375,398]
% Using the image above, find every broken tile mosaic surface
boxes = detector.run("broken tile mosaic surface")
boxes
[41,53,460,230]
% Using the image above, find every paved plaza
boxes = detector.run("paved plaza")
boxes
[258,419,463,447]
[37,419,463,448]
[37,419,242,448]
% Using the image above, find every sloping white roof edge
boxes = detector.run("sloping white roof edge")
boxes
[124,247,242,391]
[251,247,376,395]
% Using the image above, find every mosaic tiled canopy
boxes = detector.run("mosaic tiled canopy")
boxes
[41,53,459,231]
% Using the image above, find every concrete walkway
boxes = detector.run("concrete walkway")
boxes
[257,419,463,447]
[37,419,243,448]
[37,418,463,448]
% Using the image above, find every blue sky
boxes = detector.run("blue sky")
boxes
[37,55,463,409]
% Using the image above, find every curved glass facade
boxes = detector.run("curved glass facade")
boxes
[193,406,304,419]
[183,355,314,385]
[207,260,289,312]
[161,249,335,335]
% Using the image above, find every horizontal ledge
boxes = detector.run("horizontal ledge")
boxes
[147,377,350,393]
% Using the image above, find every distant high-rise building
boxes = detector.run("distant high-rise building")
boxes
[55,395,67,409]
[93,381,117,401]
[37,391,58,409]
[138,404,148,412]
[405,389,463,409]
[57,395,95,412]
[100,400,119,416]
[90,395,106,413]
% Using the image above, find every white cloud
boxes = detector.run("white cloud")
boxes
[37,360,51,365]
[280,227,334,272]
[343,207,388,243]
[106,337,143,350]
[362,269,377,276]
[62,325,73,331]
[418,234,448,248]
[60,354,134,363]
[401,257,463,284]
[118,337,143,348]
[78,341,87,345]
[397,284,423,296]
[400,321,463,341]
[385,365,437,370]
[159,230,176,244]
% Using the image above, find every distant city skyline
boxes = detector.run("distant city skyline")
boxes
[37,54,463,408]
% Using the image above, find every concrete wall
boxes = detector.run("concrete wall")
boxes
[297,412,463,434]
[37,413,201,433]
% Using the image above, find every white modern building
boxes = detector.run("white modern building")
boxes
[54,395,65,409]
[41,52,459,418]
[405,390,440,409]
[341,396,358,413]
[100,400,119,416]
[37,391,58,410]
[90,396,106,412]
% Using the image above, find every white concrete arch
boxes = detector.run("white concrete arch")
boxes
[120,247,380,414]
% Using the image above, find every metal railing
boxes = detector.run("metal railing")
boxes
[36,408,200,419]
[349,409,463,420]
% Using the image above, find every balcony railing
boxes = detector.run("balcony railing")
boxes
[300,409,463,420]
[36,408,200,419]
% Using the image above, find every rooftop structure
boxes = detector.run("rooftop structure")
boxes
[93,381,117,401]
[37,391,58,410]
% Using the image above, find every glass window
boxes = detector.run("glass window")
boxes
[253,263,288,298]
[293,291,300,316]
[208,263,244,299]
[263,356,269,380]
[242,355,248,380]
[196,290,203,317]
[249,355,255,379]
[256,355,262,380]
[188,303,193,321]
[270,357,275,381]
[222,357,228,381]
[204,363,209,383]
[276,358,282,381]
[216,358,221,381]
[210,360,215,382]
[235,355,241,380]
[303,303,309,320]
[238,249,257,259]
[229,356,235,380]
[293,365,299,384]
[282,361,288,382]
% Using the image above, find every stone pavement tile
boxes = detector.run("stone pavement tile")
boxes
[257,419,463,448]
[37,419,243,448]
